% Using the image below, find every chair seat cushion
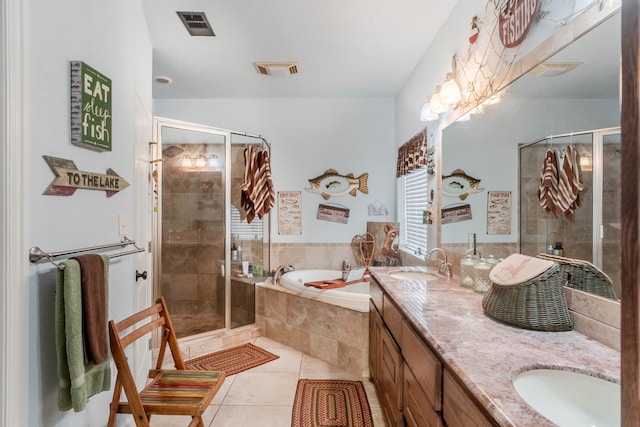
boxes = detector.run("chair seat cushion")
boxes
[140,370,224,412]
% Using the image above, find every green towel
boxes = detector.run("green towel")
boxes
[55,255,111,412]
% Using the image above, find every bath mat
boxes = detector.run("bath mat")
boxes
[184,343,279,376]
[291,379,374,427]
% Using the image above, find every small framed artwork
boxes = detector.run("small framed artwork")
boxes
[487,191,511,234]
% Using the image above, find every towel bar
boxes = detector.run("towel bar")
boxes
[29,236,145,270]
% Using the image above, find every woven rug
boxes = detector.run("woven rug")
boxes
[184,343,279,376]
[291,379,374,427]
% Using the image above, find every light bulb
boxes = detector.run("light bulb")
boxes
[429,88,449,114]
[420,98,439,121]
[440,73,461,105]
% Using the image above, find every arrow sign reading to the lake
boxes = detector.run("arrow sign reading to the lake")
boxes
[43,155,130,197]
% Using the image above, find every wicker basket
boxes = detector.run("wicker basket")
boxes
[482,263,573,331]
[536,253,618,299]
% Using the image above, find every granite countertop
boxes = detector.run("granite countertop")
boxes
[369,266,621,427]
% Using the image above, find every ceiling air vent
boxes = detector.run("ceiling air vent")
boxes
[529,62,582,77]
[254,62,300,77]
[177,11,215,37]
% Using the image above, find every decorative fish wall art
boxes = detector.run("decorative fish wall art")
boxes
[442,169,484,200]
[306,169,369,200]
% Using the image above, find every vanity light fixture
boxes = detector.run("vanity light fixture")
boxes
[207,154,219,168]
[440,72,462,105]
[420,97,439,121]
[181,154,219,169]
[194,155,207,168]
[181,155,193,168]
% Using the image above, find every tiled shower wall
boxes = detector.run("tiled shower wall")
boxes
[161,165,225,330]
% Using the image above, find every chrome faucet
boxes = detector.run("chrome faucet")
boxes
[273,265,295,284]
[427,248,452,278]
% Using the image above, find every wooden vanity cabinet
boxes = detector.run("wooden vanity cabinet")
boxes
[369,300,382,386]
[370,289,403,426]
[380,320,403,426]
[403,362,443,427]
[369,276,496,427]
[443,370,495,427]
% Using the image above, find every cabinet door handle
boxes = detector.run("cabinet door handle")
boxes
[136,270,148,282]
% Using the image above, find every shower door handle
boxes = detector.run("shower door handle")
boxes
[136,270,148,282]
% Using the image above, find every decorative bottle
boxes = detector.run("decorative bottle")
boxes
[473,258,492,294]
[460,253,478,288]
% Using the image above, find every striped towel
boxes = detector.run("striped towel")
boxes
[556,146,585,222]
[240,147,275,223]
[538,148,560,217]
[250,149,275,220]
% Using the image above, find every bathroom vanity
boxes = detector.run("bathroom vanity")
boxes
[368,267,620,427]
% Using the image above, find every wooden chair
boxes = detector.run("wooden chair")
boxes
[107,297,225,427]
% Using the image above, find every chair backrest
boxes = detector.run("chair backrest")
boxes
[109,297,185,382]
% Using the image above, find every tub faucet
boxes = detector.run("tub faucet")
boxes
[274,265,295,284]
[427,248,452,278]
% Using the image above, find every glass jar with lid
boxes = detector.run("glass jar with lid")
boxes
[473,258,492,293]
[460,253,478,288]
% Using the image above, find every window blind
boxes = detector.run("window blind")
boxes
[404,168,428,255]
[230,205,264,240]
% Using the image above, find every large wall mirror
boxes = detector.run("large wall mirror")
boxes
[440,10,621,298]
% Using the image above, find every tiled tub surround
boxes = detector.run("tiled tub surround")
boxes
[269,242,357,273]
[255,282,369,376]
[369,266,620,426]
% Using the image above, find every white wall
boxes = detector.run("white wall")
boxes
[24,1,152,426]
[154,97,397,243]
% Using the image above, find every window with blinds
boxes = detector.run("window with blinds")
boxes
[404,168,428,255]
[230,205,264,240]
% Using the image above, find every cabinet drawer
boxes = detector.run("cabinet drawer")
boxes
[404,362,443,427]
[383,294,403,342]
[443,370,495,427]
[402,320,442,411]
[380,326,403,426]
[370,277,384,312]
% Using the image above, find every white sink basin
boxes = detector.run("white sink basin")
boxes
[513,369,620,427]
[388,271,438,281]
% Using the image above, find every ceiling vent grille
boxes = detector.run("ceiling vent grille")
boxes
[254,62,300,77]
[177,11,215,36]
[529,62,582,77]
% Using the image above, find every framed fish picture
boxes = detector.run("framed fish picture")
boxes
[306,169,368,200]
[441,169,484,200]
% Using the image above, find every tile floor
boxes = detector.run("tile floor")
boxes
[150,336,388,427]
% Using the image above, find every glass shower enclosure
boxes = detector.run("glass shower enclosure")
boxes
[152,117,270,338]
[519,127,621,297]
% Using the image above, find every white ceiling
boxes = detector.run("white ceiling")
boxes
[141,2,620,101]
[141,0,458,99]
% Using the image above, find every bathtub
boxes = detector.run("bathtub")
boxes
[276,269,370,312]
